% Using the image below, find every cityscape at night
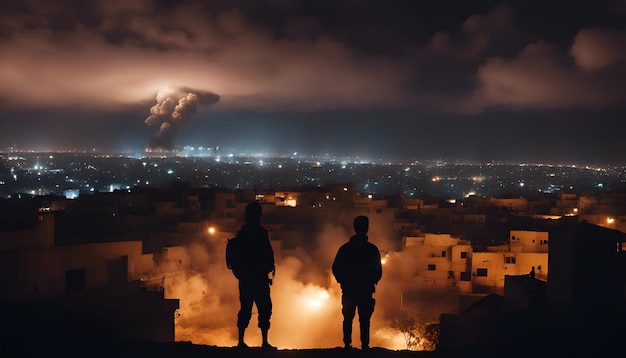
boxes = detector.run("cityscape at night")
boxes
[1,149,626,200]
[1,0,625,357]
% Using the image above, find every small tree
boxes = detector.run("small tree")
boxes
[422,323,439,351]
[390,310,439,351]
[390,311,422,350]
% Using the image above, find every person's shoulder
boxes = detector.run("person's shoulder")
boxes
[336,241,351,253]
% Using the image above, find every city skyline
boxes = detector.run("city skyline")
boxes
[2,151,625,202]
[1,1,625,164]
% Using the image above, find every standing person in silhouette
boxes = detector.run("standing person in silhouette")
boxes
[234,201,276,349]
[332,215,383,350]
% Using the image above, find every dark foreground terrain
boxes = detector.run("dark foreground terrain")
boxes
[4,338,618,358]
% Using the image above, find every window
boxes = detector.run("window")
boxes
[428,264,436,271]
[441,250,446,257]
[476,268,488,276]
[460,251,468,259]
[460,272,471,281]
[448,271,455,279]
[504,256,516,264]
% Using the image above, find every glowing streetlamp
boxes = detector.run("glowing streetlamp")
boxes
[607,217,615,229]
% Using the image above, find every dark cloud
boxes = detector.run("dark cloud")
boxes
[0,0,625,162]
[571,28,626,71]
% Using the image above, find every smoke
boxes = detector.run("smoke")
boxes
[144,86,220,151]
[142,216,452,350]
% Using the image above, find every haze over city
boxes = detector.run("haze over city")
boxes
[2,1,626,357]
[1,0,625,164]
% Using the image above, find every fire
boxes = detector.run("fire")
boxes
[303,288,330,311]
[149,225,443,350]
[374,327,411,350]
[381,252,390,265]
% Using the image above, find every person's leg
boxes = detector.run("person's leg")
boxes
[357,296,376,350]
[237,326,247,348]
[342,292,357,348]
[256,283,275,349]
[237,281,254,347]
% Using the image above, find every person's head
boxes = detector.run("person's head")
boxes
[245,201,262,224]
[353,215,369,235]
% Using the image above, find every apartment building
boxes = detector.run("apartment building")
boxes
[0,201,179,344]
[402,230,549,295]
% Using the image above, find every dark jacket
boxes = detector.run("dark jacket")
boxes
[235,224,275,281]
[332,234,382,294]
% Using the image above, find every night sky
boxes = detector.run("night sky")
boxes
[1,0,625,164]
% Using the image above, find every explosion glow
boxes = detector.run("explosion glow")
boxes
[142,220,442,351]
[303,288,330,311]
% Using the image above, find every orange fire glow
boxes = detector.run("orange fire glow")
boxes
[143,224,440,351]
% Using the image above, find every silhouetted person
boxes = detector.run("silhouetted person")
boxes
[332,215,382,350]
[235,201,276,349]
[529,266,536,278]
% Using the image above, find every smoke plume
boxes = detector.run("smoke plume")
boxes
[144,86,220,151]
[141,215,452,350]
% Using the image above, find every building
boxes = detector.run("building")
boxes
[438,222,626,353]
[0,199,179,346]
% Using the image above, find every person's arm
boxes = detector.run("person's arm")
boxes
[371,246,383,284]
[264,229,275,273]
[331,247,345,284]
